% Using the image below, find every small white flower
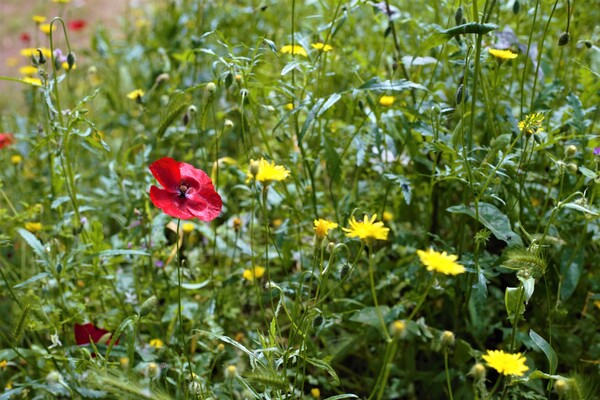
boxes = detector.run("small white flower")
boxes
[49,332,62,349]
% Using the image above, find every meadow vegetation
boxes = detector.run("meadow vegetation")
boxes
[0,0,599,399]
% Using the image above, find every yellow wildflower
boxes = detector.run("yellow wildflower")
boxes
[11,155,23,165]
[0,360,7,370]
[280,44,308,57]
[52,0,71,3]
[311,42,333,52]
[242,266,266,282]
[39,24,56,34]
[343,214,389,242]
[149,338,164,349]
[119,357,129,368]
[482,350,529,376]
[285,103,294,111]
[382,211,393,222]
[25,222,42,233]
[518,112,544,136]
[379,95,395,107]
[62,62,77,71]
[20,48,52,58]
[417,248,465,275]
[311,388,321,398]
[32,15,46,24]
[248,158,290,184]
[488,48,518,60]
[127,89,145,100]
[314,219,338,239]
[182,222,195,233]
[225,365,237,379]
[390,320,407,338]
[19,65,38,76]
[22,77,42,87]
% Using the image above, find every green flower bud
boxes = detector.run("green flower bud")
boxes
[558,32,570,46]
[139,295,158,317]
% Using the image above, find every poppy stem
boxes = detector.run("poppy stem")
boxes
[176,218,195,388]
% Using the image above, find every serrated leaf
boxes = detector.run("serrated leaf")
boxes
[447,202,523,247]
[529,330,557,375]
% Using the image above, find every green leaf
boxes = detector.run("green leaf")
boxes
[181,280,210,290]
[97,249,150,258]
[105,316,133,359]
[155,92,191,139]
[16,228,50,266]
[299,354,341,386]
[560,247,584,301]
[349,306,391,329]
[518,276,535,304]
[13,272,49,289]
[447,202,523,247]
[323,395,359,400]
[562,201,599,216]
[416,23,498,55]
[357,78,426,92]
[505,286,525,323]
[529,329,558,375]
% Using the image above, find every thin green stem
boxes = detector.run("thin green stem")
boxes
[444,347,455,400]
[176,218,194,387]
[408,274,436,321]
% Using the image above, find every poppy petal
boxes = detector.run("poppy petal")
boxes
[186,189,222,221]
[149,157,181,190]
[150,186,195,219]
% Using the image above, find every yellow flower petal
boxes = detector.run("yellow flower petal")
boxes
[342,214,389,242]
[488,48,518,60]
[314,219,338,239]
[417,248,465,275]
[311,42,333,52]
[379,95,395,107]
[482,350,529,376]
[280,44,308,57]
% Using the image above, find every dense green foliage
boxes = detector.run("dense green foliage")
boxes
[1,0,599,399]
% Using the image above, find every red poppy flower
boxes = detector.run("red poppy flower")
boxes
[67,19,87,31]
[149,157,222,221]
[74,323,116,345]
[20,32,31,43]
[0,133,14,149]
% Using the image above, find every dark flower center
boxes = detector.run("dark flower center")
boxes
[177,183,189,198]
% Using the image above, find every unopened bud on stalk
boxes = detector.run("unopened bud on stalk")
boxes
[567,163,578,174]
[249,159,260,177]
[470,363,486,380]
[390,320,407,339]
[454,7,463,26]
[139,295,158,317]
[558,32,570,46]
[224,119,234,128]
[183,105,197,126]
[455,84,468,105]
[441,330,455,347]
[565,145,577,158]
[37,48,47,64]
[206,82,217,93]
[512,0,520,14]
[67,52,76,70]
[554,379,569,396]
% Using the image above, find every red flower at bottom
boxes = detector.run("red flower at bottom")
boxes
[74,323,116,346]
[0,133,14,149]
[149,157,222,221]
[67,19,87,31]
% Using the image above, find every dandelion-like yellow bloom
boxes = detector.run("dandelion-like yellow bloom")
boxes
[417,248,465,275]
[242,266,266,282]
[182,222,195,233]
[285,103,294,111]
[248,158,290,184]
[488,48,518,60]
[379,95,395,106]
[19,65,38,76]
[25,222,42,232]
[280,44,308,57]
[11,155,23,165]
[127,89,145,100]
[149,338,164,349]
[20,48,52,58]
[32,15,46,24]
[518,112,544,136]
[314,219,338,239]
[482,350,529,376]
[39,24,56,34]
[22,77,42,87]
[52,0,71,3]
[343,214,389,242]
[0,360,7,370]
[311,42,333,52]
